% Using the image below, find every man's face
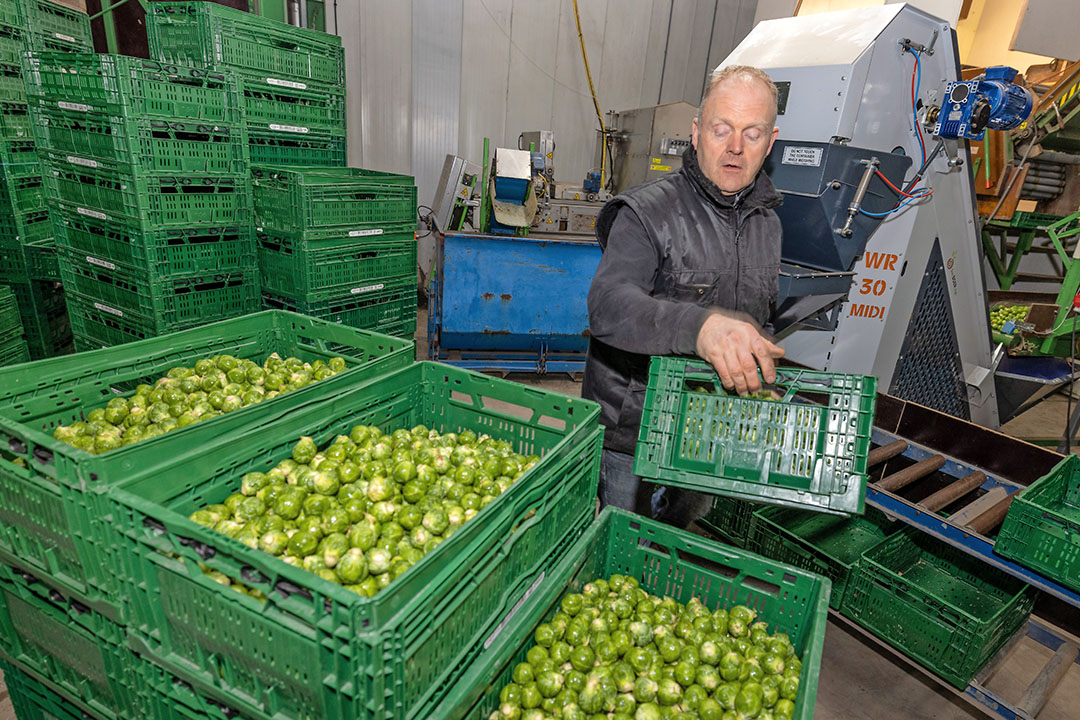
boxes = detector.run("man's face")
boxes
[691,78,779,195]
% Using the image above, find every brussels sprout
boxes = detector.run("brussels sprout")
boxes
[336,548,368,584]
[366,547,393,575]
[259,530,289,556]
[348,519,377,551]
[292,436,318,465]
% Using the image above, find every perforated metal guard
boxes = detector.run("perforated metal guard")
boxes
[890,240,970,420]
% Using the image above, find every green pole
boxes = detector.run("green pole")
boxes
[480,137,491,234]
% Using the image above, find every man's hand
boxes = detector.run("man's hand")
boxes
[695,312,785,394]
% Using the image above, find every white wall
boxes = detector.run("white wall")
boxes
[335,0,758,274]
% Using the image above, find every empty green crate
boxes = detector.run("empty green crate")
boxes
[32,106,248,174]
[748,505,899,610]
[9,278,69,360]
[108,360,600,720]
[20,0,90,50]
[24,29,92,54]
[0,337,28,366]
[263,280,418,337]
[53,209,255,276]
[59,250,259,328]
[0,284,19,330]
[0,0,21,29]
[248,129,346,166]
[635,357,877,515]
[240,75,346,136]
[0,311,411,617]
[22,238,58,282]
[258,231,416,301]
[25,52,242,123]
[0,27,23,68]
[43,160,250,229]
[995,454,1080,593]
[253,165,417,239]
[845,528,1036,688]
[0,68,26,103]
[3,661,113,720]
[0,100,31,140]
[443,506,831,720]
[0,173,43,213]
[698,493,760,547]
[0,139,41,179]
[147,1,345,85]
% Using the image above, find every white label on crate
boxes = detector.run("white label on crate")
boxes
[350,283,384,295]
[58,101,91,112]
[781,146,824,167]
[86,255,115,270]
[484,572,545,650]
[269,123,310,134]
[66,155,97,168]
[76,207,107,220]
[348,228,383,237]
[266,77,307,90]
[93,302,123,318]
[53,33,76,43]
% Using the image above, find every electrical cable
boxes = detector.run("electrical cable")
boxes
[908,47,926,167]
[858,189,933,218]
[573,0,607,190]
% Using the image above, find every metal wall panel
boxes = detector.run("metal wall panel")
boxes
[597,1,656,117]
[502,0,561,153]
[458,0,511,168]
[412,0,463,276]
[354,0,412,172]
[640,0,675,106]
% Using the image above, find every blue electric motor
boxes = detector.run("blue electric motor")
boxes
[933,66,1033,141]
[583,171,602,194]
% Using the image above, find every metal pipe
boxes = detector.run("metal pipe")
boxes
[1032,149,1080,164]
[839,158,879,238]
[876,455,946,492]
[965,493,1016,534]
[299,0,308,28]
[920,471,987,512]
[287,0,301,26]
[867,439,909,467]
[1022,181,1066,193]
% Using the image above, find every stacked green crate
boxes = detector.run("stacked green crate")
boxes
[254,166,419,337]
[0,284,29,365]
[25,52,259,349]
[146,1,347,167]
[0,0,90,359]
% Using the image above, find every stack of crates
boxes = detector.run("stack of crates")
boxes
[26,52,260,349]
[0,284,29,365]
[0,0,91,358]
[254,166,420,337]
[146,1,347,167]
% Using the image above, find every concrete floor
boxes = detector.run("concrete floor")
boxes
[1,314,1077,719]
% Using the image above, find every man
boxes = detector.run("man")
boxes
[583,65,786,524]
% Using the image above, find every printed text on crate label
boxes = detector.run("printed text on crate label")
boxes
[266,78,307,90]
[58,101,91,112]
[67,156,97,168]
[86,256,116,270]
[351,284,384,295]
[269,124,310,134]
[76,207,107,220]
[54,33,76,43]
[484,572,545,650]
[349,229,383,237]
[94,303,123,317]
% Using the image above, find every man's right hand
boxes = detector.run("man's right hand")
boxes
[695,312,786,394]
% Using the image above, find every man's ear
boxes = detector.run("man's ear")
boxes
[766,125,779,155]
[692,117,699,150]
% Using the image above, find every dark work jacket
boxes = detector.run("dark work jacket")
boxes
[582,146,783,454]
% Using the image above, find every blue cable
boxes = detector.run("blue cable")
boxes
[859,190,932,218]
[910,48,926,166]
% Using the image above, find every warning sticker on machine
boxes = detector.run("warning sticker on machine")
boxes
[94,302,123,317]
[269,124,310,134]
[58,101,91,112]
[781,146,824,167]
[650,164,672,172]
[266,78,307,90]
[349,229,383,237]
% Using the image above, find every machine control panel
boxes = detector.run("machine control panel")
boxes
[659,137,691,156]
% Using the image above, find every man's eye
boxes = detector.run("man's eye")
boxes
[745,131,762,142]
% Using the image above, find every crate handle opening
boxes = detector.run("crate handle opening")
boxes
[741,575,782,598]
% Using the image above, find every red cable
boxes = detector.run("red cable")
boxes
[875,169,934,202]
[910,52,926,159]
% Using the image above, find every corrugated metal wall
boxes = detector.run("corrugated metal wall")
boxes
[333,0,758,273]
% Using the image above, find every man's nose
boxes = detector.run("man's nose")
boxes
[727,135,743,154]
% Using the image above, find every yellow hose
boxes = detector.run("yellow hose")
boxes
[573,0,607,189]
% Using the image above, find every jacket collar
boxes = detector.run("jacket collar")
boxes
[681,145,783,212]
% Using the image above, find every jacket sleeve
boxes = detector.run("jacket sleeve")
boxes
[587,205,711,356]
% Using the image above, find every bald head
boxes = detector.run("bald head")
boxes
[698,65,779,128]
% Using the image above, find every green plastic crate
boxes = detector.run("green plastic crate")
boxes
[442,506,831,720]
[0,172,43,212]
[0,100,31,140]
[32,106,249,174]
[0,68,26,103]
[0,138,41,180]
[995,454,1080,593]
[24,52,242,123]
[263,280,418,338]
[240,74,346,136]
[3,661,114,720]
[9,278,70,360]
[22,238,58,282]
[0,0,21,29]
[247,129,346,166]
[59,249,260,328]
[108,360,601,720]
[635,357,877,515]
[20,0,90,50]
[0,284,19,330]
[845,528,1036,689]
[42,160,251,229]
[64,289,199,346]
[147,1,345,86]
[258,231,417,302]
[253,165,417,239]
[0,311,410,617]
[24,29,92,54]
[0,337,29,366]
[698,493,760,547]
[748,505,899,610]
[0,206,50,245]
[0,27,24,71]
[53,209,256,277]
